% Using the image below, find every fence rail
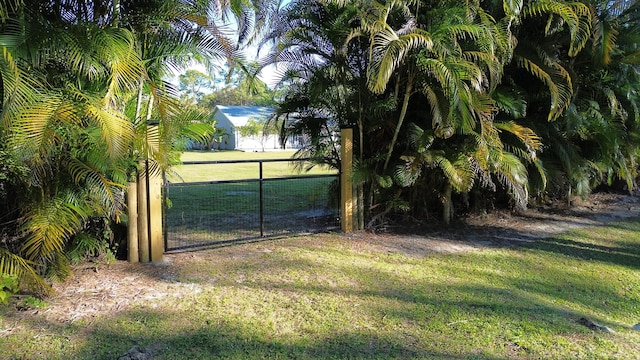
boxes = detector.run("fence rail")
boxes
[163,158,340,251]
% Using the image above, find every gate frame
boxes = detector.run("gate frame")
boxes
[128,128,354,262]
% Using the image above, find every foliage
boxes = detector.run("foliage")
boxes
[0,0,274,293]
[201,63,279,107]
[178,69,214,105]
[266,0,639,226]
[0,274,18,305]
[19,295,48,309]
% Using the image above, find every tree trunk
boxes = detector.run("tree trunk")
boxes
[356,184,364,230]
[442,183,453,225]
[383,73,414,171]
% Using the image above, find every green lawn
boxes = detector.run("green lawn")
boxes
[168,150,337,183]
[3,220,640,359]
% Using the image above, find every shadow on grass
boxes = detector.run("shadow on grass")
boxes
[8,219,640,359]
[519,220,640,269]
[8,308,515,360]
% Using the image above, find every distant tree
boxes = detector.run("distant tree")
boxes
[178,70,214,105]
[237,118,280,151]
[203,62,278,107]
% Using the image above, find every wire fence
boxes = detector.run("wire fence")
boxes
[164,159,339,251]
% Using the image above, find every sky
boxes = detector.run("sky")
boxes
[172,5,286,91]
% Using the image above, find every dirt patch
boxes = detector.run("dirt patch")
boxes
[4,192,640,327]
[342,193,640,257]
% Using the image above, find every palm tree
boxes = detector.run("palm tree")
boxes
[358,0,541,223]
[502,0,638,202]
[266,0,531,224]
[0,0,275,293]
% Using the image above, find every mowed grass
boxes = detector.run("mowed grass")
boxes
[3,220,640,359]
[168,150,337,183]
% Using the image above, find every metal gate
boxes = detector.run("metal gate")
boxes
[163,158,340,251]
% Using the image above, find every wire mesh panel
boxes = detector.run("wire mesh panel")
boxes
[262,177,339,236]
[165,181,260,250]
[163,158,339,251]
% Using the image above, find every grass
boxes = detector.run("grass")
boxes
[3,220,640,359]
[168,150,337,183]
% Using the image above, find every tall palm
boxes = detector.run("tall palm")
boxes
[266,0,529,224]
[0,0,273,292]
[262,0,369,160]
[359,0,539,222]
[554,0,640,196]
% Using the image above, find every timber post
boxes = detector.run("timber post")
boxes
[127,181,139,263]
[136,164,150,262]
[340,128,354,232]
[128,120,163,263]
[148,169,163,262]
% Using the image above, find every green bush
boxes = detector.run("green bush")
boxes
[0,274,19,305]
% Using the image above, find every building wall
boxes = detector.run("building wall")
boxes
[211,105,305,151]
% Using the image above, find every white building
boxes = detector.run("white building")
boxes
[214,105,302,151]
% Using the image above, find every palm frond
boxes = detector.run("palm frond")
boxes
[0,248,50,294]
[490,150,529,208]
[492,87,527,118]
[592,14,618,66]
[20,197,87,267]
[67,157,126,216]
[436,153,475,192]
[368,30,433,93]
[100,28,145,104]
[495,121,542,155]
[421,85,445,131]
[515,53,572,120]
[523,0,592,56]
[86,101,134,160]
[503,0,524,17]
[0,47,43,129]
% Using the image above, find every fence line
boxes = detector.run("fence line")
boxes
[164,158,339,251]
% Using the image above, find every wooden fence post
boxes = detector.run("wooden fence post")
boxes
[137,165,150,262]
[149,171,163,262]
[128,121,163,263]
[341,128,353,232]
[127,181,139,263]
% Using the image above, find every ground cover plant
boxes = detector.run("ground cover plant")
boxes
[2,195,640,359]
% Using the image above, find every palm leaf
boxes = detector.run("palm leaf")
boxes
[100,28,145,104]
[592,15,618,66]
[20,197,87,266]
[368,29,433,93]
[515,52,573,120]
[436,153,475,192]
[503,0,524,17]
[523,0,592,56]
[490,150,529,208]
[67,157,126,216]
[0,46,43,129]
[0,248,50,294]
[495,121,542,155]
